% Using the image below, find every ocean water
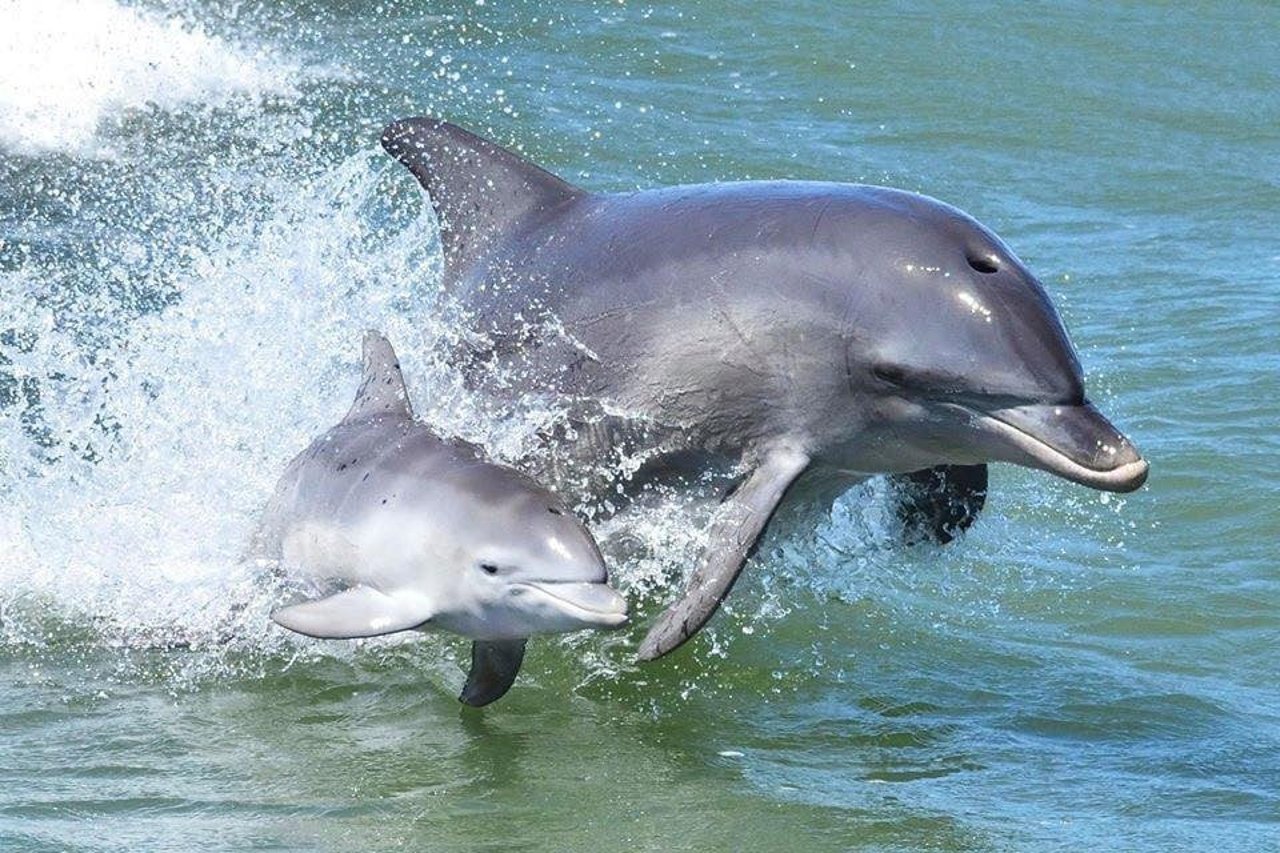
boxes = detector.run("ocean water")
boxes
[1,1,1276,850]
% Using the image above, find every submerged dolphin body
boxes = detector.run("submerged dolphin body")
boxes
[256,332,628,706]
[380,118,1148,661]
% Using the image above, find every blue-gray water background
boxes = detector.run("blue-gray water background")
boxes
[1,1,1277,850]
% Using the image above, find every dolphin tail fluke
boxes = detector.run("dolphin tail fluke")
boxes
[344,331,413,423]
[460,639,528,707]
[637,446,811,661]
[381,117,587,282]
[889,464,988,545]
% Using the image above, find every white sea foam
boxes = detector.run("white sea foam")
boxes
[0,0,301,157]
[0,151,452,653]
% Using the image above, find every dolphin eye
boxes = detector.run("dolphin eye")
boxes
[479,563,500,576]
[967,254,999,274]
[872,364,911,387]
[547,506,564,516]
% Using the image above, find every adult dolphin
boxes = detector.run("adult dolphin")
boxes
[380,118,1148,661]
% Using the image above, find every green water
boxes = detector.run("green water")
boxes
[1,1,1277,850]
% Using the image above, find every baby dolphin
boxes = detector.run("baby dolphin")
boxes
[255,331,628,706]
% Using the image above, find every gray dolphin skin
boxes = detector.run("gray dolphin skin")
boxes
[256,331,628,706]
[380,118,1148,662]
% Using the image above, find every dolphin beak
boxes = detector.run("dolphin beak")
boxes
[965,401,1149,492]
[518,582,630,629]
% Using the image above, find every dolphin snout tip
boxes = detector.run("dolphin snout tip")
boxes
[978,402,1150,494]
[523,580,630,629]
[1085,431,1148,492]
[1048,440,1150,493]
[1128,458,1150,491]
[1103,456,1149,493]
[600,608,630,630]
[583,595,629,631]
[595,586,630,629]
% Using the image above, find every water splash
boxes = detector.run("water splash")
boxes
[0,0,304,158]
[0,148,451,655]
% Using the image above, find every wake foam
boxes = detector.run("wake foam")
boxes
[0,0,302,158]
[0,150,449,657]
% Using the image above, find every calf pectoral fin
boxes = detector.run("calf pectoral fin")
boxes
[460,640,528,707]
[888,463,988,545]
[271,586,434,639]
[637,446,810,661]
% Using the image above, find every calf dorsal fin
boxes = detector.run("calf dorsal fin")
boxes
[345,330,413,422]
[381,117,587,282]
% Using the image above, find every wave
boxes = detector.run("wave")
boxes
[0,0,305,158]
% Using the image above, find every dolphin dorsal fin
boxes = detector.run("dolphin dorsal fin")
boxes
[345,330,413,423]
[381,117,587,282]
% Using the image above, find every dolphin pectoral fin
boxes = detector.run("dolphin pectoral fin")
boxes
[889,464,988,545]
[460,639,528,707]
[637,447,811,662]
[271,586,434,639]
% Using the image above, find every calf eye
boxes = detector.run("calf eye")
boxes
[872,364,911,387]
[479,563,500,575]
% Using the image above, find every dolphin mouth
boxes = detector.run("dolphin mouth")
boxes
[516,582,630,629]
[951,400,1148,493]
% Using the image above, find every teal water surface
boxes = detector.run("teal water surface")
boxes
[1,1,1277,850]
